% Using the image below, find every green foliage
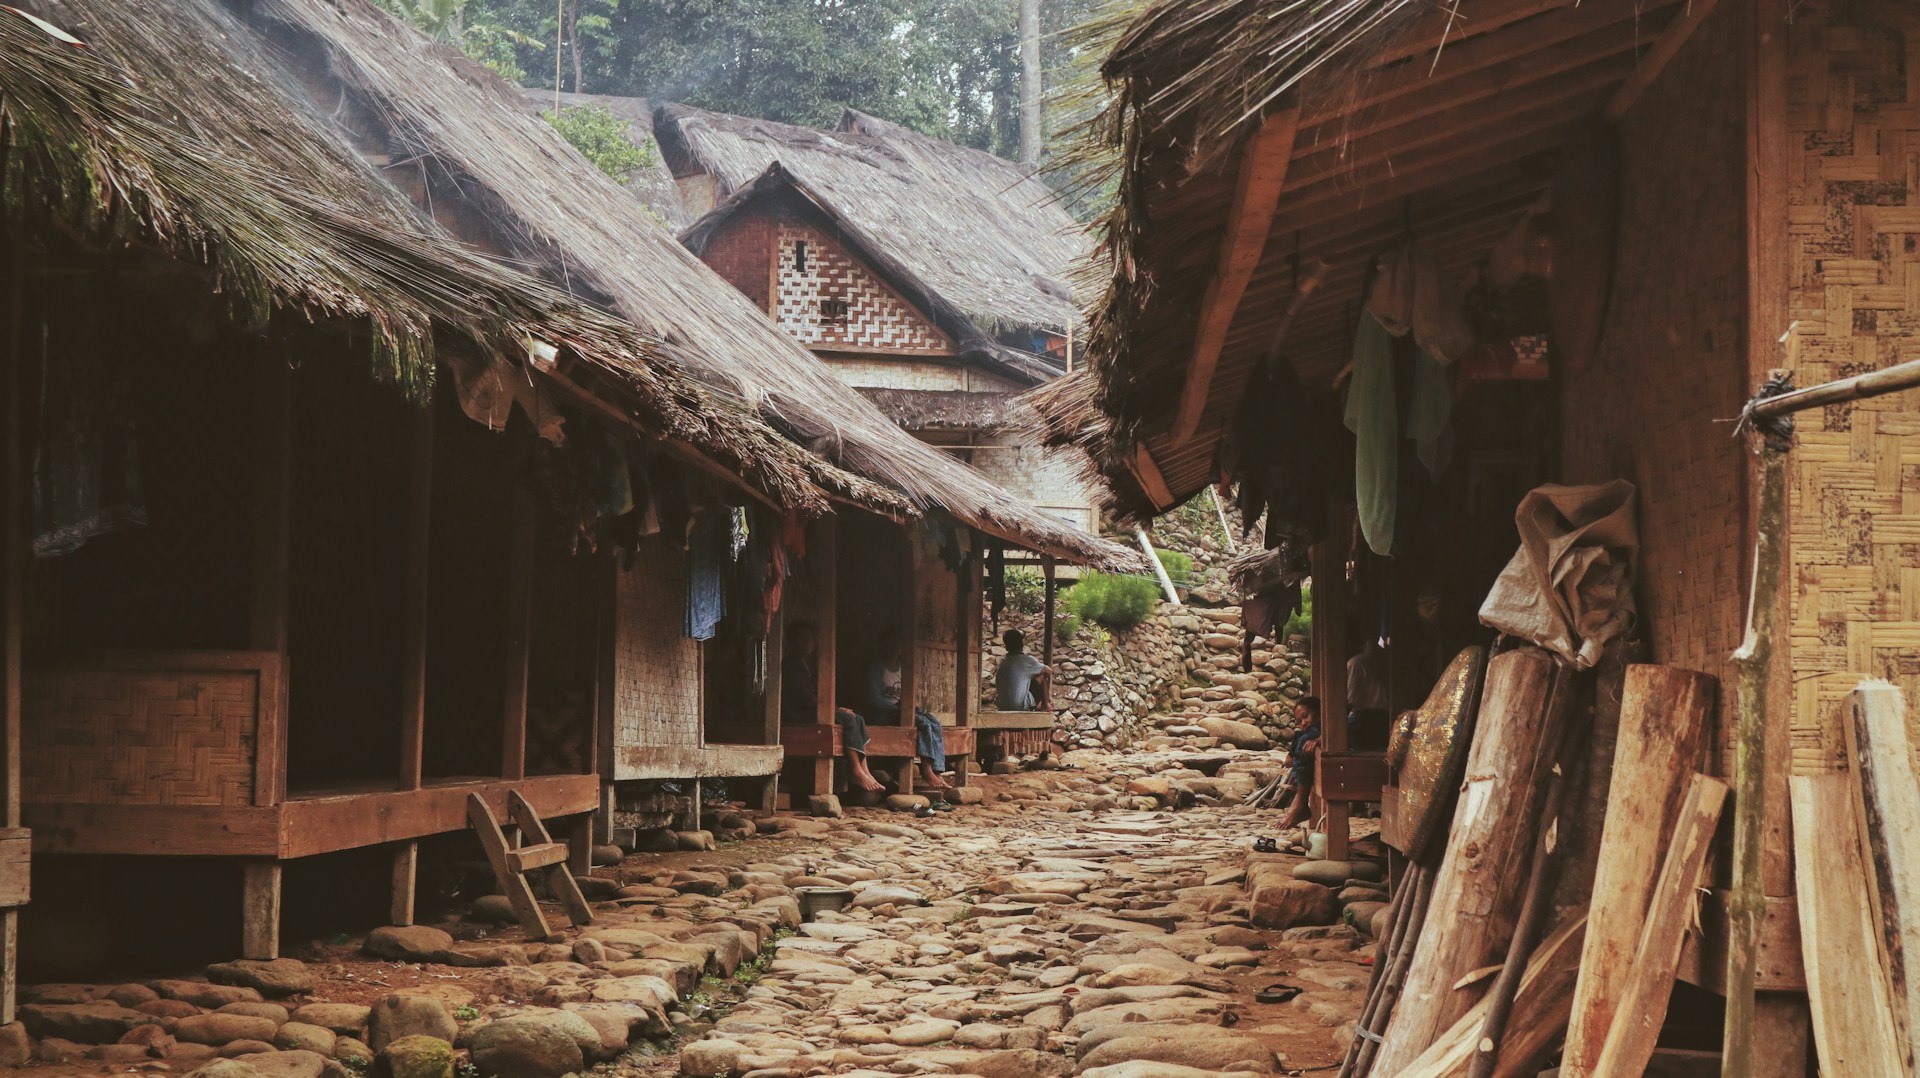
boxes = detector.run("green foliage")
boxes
[1053,610,1080,645]
[542,105,652,183]
[376,0,538,82]
[1004,567,1045,615]
[1155,549,1194,587]
[1064,571,1160,631]
[456,1063,480,1078]
[340,1057,371,1078]
[1282,583,1312,641]
[453,1004,480,1022]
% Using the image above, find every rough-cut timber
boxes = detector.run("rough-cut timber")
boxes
[1397,916,1588,1078]
[1564,664,1716,1076]
[1842,681,1920,1069]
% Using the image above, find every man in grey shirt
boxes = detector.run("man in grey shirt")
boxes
[994,630,1051,711]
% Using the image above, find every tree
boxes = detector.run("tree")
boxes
[375,0,539,82]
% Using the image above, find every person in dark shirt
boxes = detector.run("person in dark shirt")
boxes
[783,622,883,794]
[1278,696,1322,831]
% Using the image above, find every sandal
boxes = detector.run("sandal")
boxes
[1252,836,1278,853]
[1255,983,1301,1005]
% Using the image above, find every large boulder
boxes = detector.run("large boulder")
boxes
[465,1016,583,1078]
[366,995,455,1053]
[377,1035,453,1078]
[1199,716,1270,749]
[1248,863,1339,930]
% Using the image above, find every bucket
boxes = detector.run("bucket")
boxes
[795,885,854,922]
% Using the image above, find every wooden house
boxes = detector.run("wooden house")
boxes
[1036,0,1920,1071]
[659,105,1102,534]
[0,0,848,1004]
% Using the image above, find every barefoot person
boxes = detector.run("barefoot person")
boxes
[1277,697,1322,831]
[783,622,884,794]
[866,627,953,791]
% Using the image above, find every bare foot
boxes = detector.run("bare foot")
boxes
[921,773,955,790]
[853,771,885,792]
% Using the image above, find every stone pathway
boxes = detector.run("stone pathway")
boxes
[7,749,1379,1078]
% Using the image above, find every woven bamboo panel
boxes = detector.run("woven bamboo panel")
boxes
[1782,1,1920,774]
[23,655,268,805]
[614,536,702,769]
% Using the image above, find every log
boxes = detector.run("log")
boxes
[1562,665,1717,1076]
[1373,647,1567,1073]
[1790,772,1905,1076]
[1592,774,1730,1077]
[1396,915,1589,1078]
[1843,679,1920,1068]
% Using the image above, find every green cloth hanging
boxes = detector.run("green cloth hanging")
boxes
[1345,313,1397,557]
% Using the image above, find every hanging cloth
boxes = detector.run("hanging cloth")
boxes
[686,512,728,641]
[1345,313,1399,557]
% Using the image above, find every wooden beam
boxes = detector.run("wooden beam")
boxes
[280,773,599,859]
[241,861,282,961]
[1592,774,1730,1077]
[1128,443,1175,510]
[1604,0,1722,121]
[399,403,434,791]
[1171,109,1299,444]
[1790,773,1906,1076]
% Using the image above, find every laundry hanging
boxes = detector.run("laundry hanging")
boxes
[686,511,728,641]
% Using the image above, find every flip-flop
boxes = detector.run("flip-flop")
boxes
[1252,836,1278,853]
[1255,984,1301,1005]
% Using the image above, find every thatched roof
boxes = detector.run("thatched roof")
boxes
[661,104,1089,342]
[2,0,836,512]
[1047,0,1711,521]
[514,90,693,231]
[235,0,1134,567]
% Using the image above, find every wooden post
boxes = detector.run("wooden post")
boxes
[897,529,920,795]
[595,554,617,844]
[1564,666,1717,1076]
[241,861,282,960]
[390,843,418,927]
[502,437,534,782]
[1041,556,1056,668]
[567,812,592,877]
[399,403,434,791]
[1311,508,1351,859]
[814,516,838,796]
[759,605,784,811]
[1,249,23,1025]
[955,548,979,787]
[1374,647,1566,1074]
[250,359,291,807]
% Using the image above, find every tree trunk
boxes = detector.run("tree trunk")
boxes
[1017,0,1041,166]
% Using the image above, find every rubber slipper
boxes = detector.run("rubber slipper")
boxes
[1252,836,1278,853]
[1255,984,1301,1005]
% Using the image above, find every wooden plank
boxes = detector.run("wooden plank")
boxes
[279,773,599,859]
[1675,892,1805,994]
[505,842,571,872]
[973,711,1056,730]
[250,360,292,808]
[1789,773,1904,1076]
[1172,109,1298,445]
[0,831,29,907]
[610,744,786,781]
[898,530,919,795]
[399,403,434,790]
[502,439,534,781]
[1564,665,1717,1077]
[241,861,283,960]
[782,725,843,757]
[1603,0,1722,120]
[763,602,786,747]
[1843,680,1920,1062]
[1396,916,1587,1078]
[390,841,418,926]
[1375,647,1564,1074]
[1127,445,1175,511]
[1317,752,1387,802]
[25,803,281,856]
[1592,774,1730,1077]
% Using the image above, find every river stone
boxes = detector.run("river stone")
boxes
[367,995,455,1052]
[207,959,315,998]
[968,1048,1074,1077]
[851,883,922,908]
[0,1022,29,1066]
[678,1038,746,1077]
[184,1060,264,1078]
[467,1015,583,1078]
[175,1014,281,1046]
[19,1002,151,1043]
[1291,859,1383,885]
[1081,1065,1266,1078]
[1250,878,1338,929]
[1078,1029,1278,1072]
[363,926,454,962]
[239,1049,329,1078]
[273,1022,336,1055]
[378,1035,453,1078]
[291,1005,368,1036]
[469,895,517,925]
[156,982,267,1009]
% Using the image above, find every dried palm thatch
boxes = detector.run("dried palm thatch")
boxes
[1037,0,1433,506]
[0,0,833,512]
[663,104,1088,340]
[242,0,1136,567]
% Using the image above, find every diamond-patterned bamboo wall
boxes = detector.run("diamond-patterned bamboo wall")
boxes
[1783,1,1920,774]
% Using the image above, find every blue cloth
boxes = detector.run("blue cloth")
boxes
[1287,722,1320,788]
[686,515,727,640]
[915,708,946,773]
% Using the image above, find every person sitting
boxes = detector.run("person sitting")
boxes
[994,629,1051,711]
[866,627,953,792]
[1277,696,1322,831]
[782,622,884,794]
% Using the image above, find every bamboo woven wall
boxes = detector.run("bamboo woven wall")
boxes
[614,535,702,762]
[1781,0,1920,774]
[1559,0,1747,769]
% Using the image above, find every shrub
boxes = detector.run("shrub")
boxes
[1004,567,1045,615]
[543,105,653,183]
[1053,611,1081,645]
[1065,571,1160,630]
[1156,549,1195,588]
[1282,583,1313,641]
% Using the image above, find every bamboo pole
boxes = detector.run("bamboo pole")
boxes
[1748,354,1920,419]
[1137,528,1180,605]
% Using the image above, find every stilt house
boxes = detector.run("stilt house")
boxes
[1037,0,1920,1072]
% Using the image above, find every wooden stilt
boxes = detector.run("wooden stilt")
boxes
[814,517,838,796]
[390,842,418,926]
[567,813,592,877]
[241,861,282,960]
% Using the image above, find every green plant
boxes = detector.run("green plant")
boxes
[1155,549,1194,587]
[542,105,652,183]
[456,1063,480,1078]
[1053,610,1081,645]
[453,1004,480,1022]
[1064,571,1160,631]
[340,1057,371,1078]
[1282,583,1313,641]
[1004,567,1045,615]
[377,0,539,81]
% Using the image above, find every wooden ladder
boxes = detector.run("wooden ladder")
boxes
[466,791,595,940]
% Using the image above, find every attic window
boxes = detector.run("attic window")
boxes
[793,240,809,274]
[819,296,850,325]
